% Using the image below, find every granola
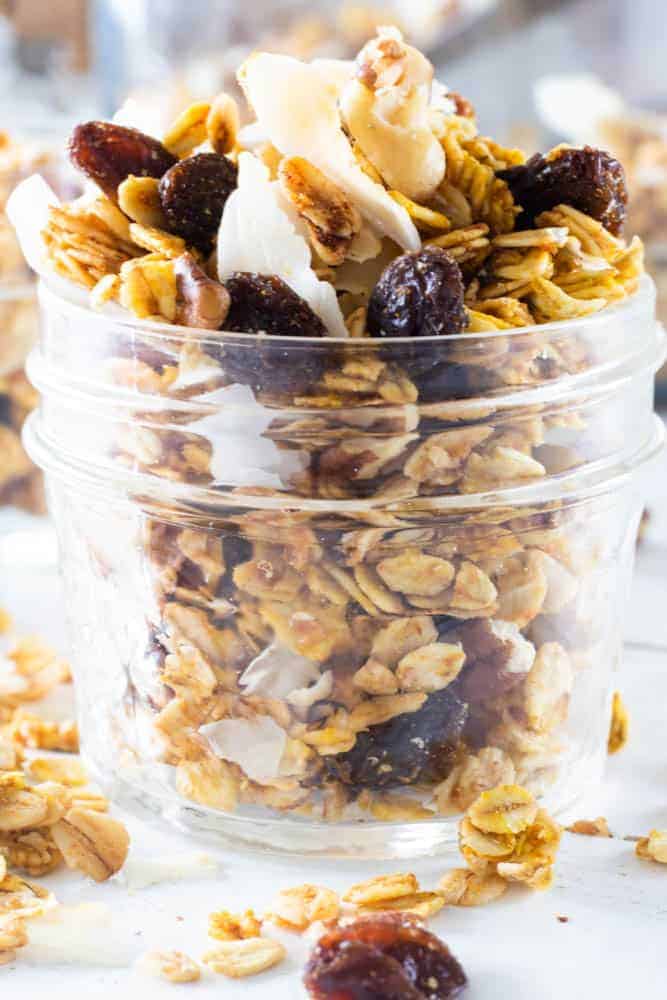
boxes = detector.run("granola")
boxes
[10,26,655,839]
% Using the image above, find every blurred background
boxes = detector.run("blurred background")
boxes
[1,0,666,508]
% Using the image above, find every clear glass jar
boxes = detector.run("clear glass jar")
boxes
[25,278,665,857]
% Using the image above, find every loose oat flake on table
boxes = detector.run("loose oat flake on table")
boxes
[6,24,656,839]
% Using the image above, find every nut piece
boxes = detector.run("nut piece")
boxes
[203,937,286,978]
[608,691,629,754]
[395,643,465,693]
[209,909,262,941]
[174,252,230,329]
[343,872,419,906]
[51,808,129,882]
[267,883,339,931]
[636,830,667,865]
[438,868,508,906]
[140,950,201,983]
[467,784,539,836]
[279,156,362,265]
[566,817,612,838]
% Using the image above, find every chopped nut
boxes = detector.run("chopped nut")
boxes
[566,817,612,838]
[27,757,88,787]
[438,868,508,906]
[343,872,419,906]
[51,808,129,882]
[267,883,339,931]
[140,950,201,983]
[395,643,465,693]
[203,936,286,978]
[608,691,629,754]
[209,909,262,941]
[636,830,667,864]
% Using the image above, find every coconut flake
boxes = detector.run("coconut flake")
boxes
[121,851,220,891]
[25,904,135,967]
[6,174,60,276]
[238,53,420,251]
[218,152,347,337]
[239,641,320,699]
[200,715,287,782]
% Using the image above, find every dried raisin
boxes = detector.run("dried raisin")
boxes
[498,146,627,235]
[159,153,237,248]
[68,122,176,201]
[220,273,326,394]
[326,688,468,788]
[367,248,468,340]
[304,913,467,1000]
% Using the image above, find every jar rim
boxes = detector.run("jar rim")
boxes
[38,274,656,348]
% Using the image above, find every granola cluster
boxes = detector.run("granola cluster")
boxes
[22,29,651,831]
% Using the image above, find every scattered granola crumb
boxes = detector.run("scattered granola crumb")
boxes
[635,830,667,865]
[203,936,286,978]
[557,915,569,923]
[608,691,629,754]
[138,949,201,983]
[566,817,612,838]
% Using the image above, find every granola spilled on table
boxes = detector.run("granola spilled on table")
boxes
[16,27,651,831]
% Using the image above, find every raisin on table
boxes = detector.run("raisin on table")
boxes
[159,153,238,249]
[304,913,467,1000]
[69,122,176,201]
[498,146,627,235]
[220,273,327,394]
[326,688,468,789]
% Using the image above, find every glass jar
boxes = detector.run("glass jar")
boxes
[25,278,665,857]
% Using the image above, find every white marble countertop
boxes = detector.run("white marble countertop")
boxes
[1,422,666,999]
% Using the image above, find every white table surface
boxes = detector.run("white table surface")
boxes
[1,421,666,999]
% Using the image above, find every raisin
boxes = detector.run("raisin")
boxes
[159,153,238,248]
[304,913,467,1000]
[68,122,176,201]
[326,688,468,789]
[498,146,627,235]
[368,248,468,340]
[220,273,326,394]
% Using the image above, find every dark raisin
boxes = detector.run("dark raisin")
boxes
[368,247,468,340]
[304,913,467,1000]
[498,146,628,235]
[326,687,468,789]
[68,122,176,200]
[220,273,326,394]
[159,153,238,248]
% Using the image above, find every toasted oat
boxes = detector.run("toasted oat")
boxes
[358,791,435,822]
[163,101,211,158]
[0,786,49,832]
[395,643,465,693]
[140,950,201,983]
[203,936,286,978]
[524,643,573,733]
[0,915,28,954]
[5,712,79,753]
[175,757,239,811]
[208,909,262,941]
[635,830,667,864]
[608,691,629,754]
[566,817,612,838]
[267,883,339,932]
[438,868,508,906]
[357,891,446,919]
[376,549,455,598]
[343,872,419,906]
[352,659,398,696]
[279,156,362,265]
[51,808,129,882]
[27,757,88,787]
[467,784,538,836]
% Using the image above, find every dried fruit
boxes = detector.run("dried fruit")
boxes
[326,688,468,789]
[158,152,238,247]
[222,273,327,393]
[498,146,627,235]
[303,912,467,999]
[68,122,177,200]
[367,247,468,340]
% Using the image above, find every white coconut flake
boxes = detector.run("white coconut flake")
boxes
[239,641,320,699]
[430,79,457,116]
[6,174,60,276]
[218,152,347,337]
[200,714,287,783]
[238,53,420,251]
[25,904,135,967]
[121,851,220,891]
